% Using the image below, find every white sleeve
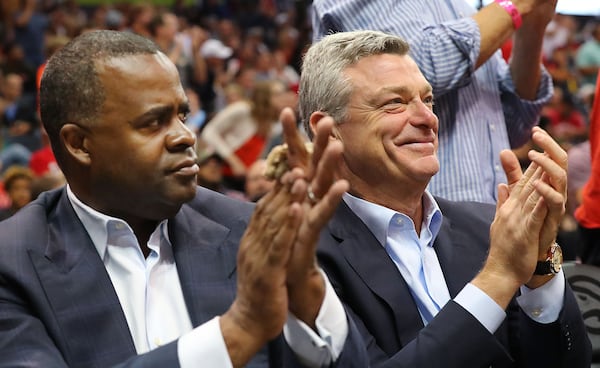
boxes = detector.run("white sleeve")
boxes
[178,316,233,368]
[283,269,349,367]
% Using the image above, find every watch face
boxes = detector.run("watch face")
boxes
[551,244,563,273]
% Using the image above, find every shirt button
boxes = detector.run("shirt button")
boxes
[490,124,495,131]
[531,308,542,317]
[396,218,403,225]
[154,337,162,346]
[494,165,500,172]
[115,223,125,230]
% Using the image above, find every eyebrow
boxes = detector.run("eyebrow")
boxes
[365,85,433,106]
[129,101,190,126]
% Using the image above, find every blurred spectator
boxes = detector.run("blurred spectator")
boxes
[576,22,600,88]
[575,76,600,265]
[183,88,206,135]
[30,169,65,200]
[1,72,41,152]
[125,3,154,38]
[541,87,588,146]
[201,79,296,191]
[244,158,274,202]
[195,151,245,200]
[0,41,37,96]
[198,37,235,115]
[9,0,48,68]
[543,13,578,61]
[0,165,33,221]
[545,46,579,94]
[568,140,591,216]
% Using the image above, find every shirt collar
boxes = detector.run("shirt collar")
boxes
[343,190,443,248]
[66,185,170,261]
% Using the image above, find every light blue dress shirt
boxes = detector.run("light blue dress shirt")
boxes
[312,0,553,203]
[343,192,565,333]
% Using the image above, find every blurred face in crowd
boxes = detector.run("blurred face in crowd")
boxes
[2,74,23,101]
[7,176,32,210]
[245,159,274,202]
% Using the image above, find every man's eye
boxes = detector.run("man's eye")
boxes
[382,99,406,112]
[178,111,189,122]
[424,96,435,107]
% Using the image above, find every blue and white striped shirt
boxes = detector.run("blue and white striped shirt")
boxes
[312,0,553,203]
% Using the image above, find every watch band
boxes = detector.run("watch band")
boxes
[534,260,552,275]
[494,0,523,30]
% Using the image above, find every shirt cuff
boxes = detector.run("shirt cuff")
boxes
[283,269,349,367]
[455,283,506,334]
[178,316,233,368]
[517,268,565,324]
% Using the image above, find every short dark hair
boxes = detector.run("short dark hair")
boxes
[39,30,160,164]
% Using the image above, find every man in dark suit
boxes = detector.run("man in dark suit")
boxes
[294,30,591,367]
[0,30,368,367]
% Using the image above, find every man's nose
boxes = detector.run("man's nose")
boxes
[166,117,196,150]
[409,101,438,129]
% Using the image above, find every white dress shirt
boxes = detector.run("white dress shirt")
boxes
[343,191,565,333]
[67,186,348,367]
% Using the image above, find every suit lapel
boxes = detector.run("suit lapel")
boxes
[29,189,136,366]
[434,202,490,299]
[329,202,424,346]
[170,205,238,327]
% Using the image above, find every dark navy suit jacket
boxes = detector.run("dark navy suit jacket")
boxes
[0,187,367,367]
[317,197,591,368]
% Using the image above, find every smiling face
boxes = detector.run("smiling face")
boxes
[81,52,198,221]
[333,53,439,203]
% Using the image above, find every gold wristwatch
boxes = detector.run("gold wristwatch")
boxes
[533,243,563,276]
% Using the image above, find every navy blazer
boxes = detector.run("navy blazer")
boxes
[0,187,367,367]
[317,197,591,368]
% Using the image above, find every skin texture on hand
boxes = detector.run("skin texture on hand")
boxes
[472,127,567,308]
[279,107,349,327]
[220,107,349,367]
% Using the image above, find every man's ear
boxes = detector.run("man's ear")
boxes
[309,111,340,140]
[60,123,91,166]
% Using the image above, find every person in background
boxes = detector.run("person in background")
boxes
[245,159,275,202]
[575,72,600,265]
[575,22,600,89]
[201,79,296,191]
[0,165,33,220]
[0,29,369,367]
[312,0,555,204]
[296,30,590,367]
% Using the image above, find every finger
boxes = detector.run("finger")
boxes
[281,107,311,173]
[496,183,509,211]
[531,127,568,170]
[307,179,349,231]
[252,175,298,236]
[514,163,544,206]
[533,178,565,216]
[500,149,522,189]
[311,116,335,177]
[527,150,567,195]
[526,196,549,237]
[267,201,303,267]
[309,139,343,200]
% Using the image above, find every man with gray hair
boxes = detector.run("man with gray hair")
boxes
[290,29,591,367]
[0,30,369,367]
[312,0,556,205]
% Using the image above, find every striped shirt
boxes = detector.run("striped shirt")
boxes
[312,0,553,203]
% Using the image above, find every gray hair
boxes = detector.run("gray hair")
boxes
[299,30,410,138]
[40,30,160,165]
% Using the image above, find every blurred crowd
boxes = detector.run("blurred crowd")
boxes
[0,0,598,252]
